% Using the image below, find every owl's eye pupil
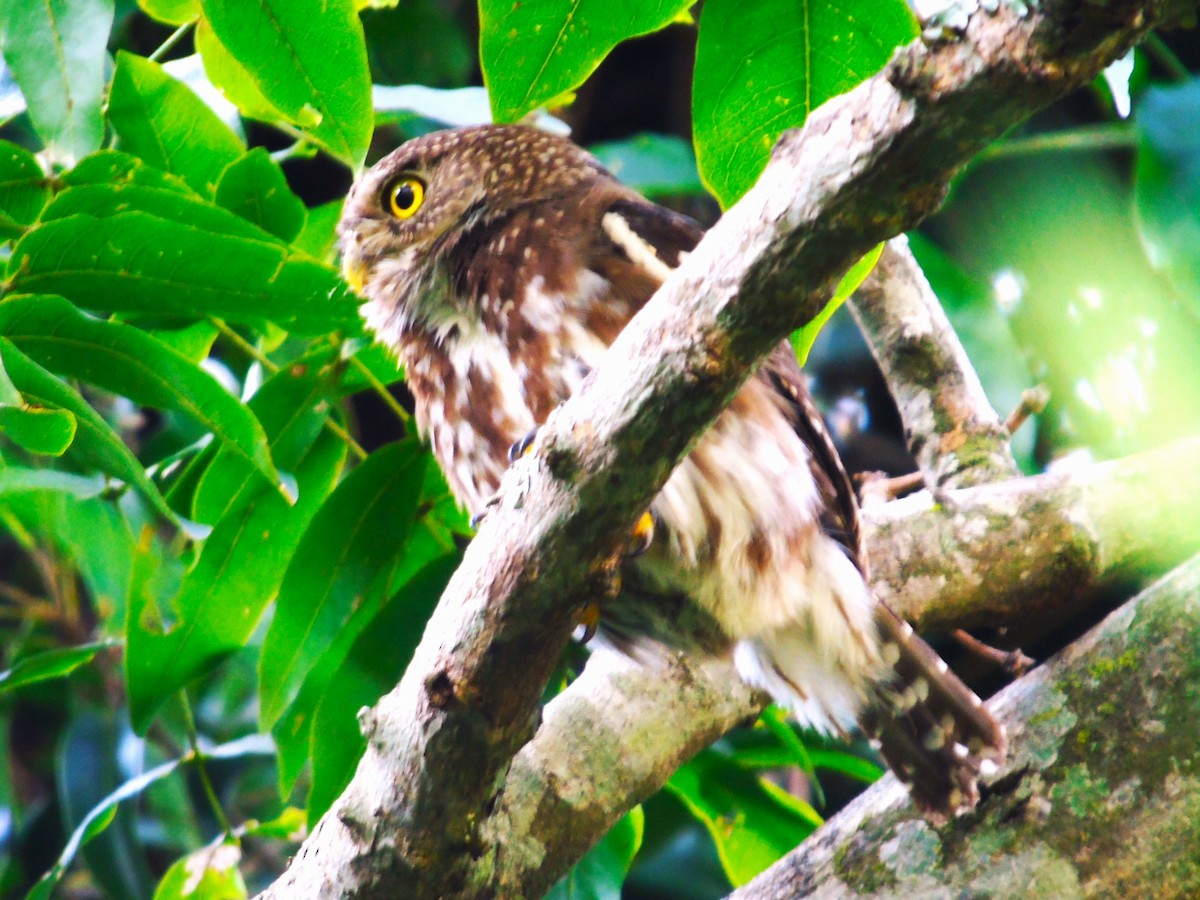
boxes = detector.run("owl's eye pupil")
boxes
[387,176,425,220]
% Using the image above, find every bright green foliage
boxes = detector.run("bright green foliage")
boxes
[0,140,51,239]
[0,0,113,165]
[693,0,918,207]
[480,0,693,123]
[216,148,308,242]
[198,0,373,169]
[109,52,245,196]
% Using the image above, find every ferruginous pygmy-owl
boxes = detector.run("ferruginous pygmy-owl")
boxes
[338,124,1006,821]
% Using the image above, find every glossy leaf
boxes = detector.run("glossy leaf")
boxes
[108,52,245,197]
[152,838,247,900]
[294,199,343,261]
[259,440,428,730]
[480,0,691,123]
[792,244,883,364]
[7,184,362,335]
[0,340,177,522]
[547,807,645,900]
[0,0,112,165]
[127,362,345,732]
[198,0,372,168]
[193,19,282,124]
[693,0,917,206]
[0,400,76,456]
[0,294,279,488]
[0,640,113,692]
[215,147,307,242]
[666,749,821,887]
[307,551,460,821]
[0,139,50,240]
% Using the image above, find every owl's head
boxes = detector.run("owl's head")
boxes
[337,125,605,316]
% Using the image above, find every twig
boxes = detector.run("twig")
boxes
[1005,385,1051,435]
[950,628,1035,677]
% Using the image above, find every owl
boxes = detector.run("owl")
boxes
[337,124,1005,821]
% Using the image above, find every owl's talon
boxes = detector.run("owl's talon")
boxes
[508,428,539,463]
[627,509,657,557]
[469,494,502,530]
[574,603,601,644]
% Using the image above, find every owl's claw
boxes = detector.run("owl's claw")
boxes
[469,494,502,530]
[627,509,657,557]
[574,603,601,644]
[508,428,538,463]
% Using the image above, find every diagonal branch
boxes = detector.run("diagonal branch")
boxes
[260,1,1200,896]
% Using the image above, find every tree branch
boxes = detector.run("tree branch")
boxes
[733,551,1200,898]
[850,236,1018,489]
[260,1,1200,896]
[473,437,1200,896]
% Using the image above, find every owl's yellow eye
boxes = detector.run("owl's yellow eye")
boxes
[386,175,425,220]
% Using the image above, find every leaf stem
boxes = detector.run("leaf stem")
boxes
[1144,33,1191,82]
[976,123,1136,162]
[179,691,234,836]
[349,353,411,424]
[148,21,195,64]
[209,319,368,461]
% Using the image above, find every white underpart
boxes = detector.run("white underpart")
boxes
[641,396,880,732]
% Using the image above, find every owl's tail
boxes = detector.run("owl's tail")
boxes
[859,605,1008,823]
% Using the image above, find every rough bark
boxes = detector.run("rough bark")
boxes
[480,437,1200,897]
[850,236,1018,489]
[259,1,1200,897]
[733,552,1200,899]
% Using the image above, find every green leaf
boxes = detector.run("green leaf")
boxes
[666,748,821,887]
[0,339,178,522]
[307,551,460,822]
[108,52,245,197]
[64,149,197,193]
[0,0,112,165]
[259,439,428,729]
[294,199,344,261]
[693,0,918,207]
[7,186,362,335]
[28,735,272,900]
[337,340,404,396]
[1135,78,1200,313]
[216,147,307,242]
[138,0,199,26]
[0,640,113,692]
[0,139,50,240]
[126,360,345,732]
[792,244,883,364]
[547,807,644,900]
[480,0,691,123]
[198,0,372,168]
[0,400,76,456]
[194,18,284,124]
[589,133,706,200]
[151,838,247,900]
[0,294,279,489]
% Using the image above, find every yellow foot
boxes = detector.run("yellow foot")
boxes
[575,602,601,644]
[627,510,656,557]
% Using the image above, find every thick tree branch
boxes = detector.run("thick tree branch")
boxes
[733,551,1200,898]
[474,437,1200,896]
[850,236,1018,489]
[261,1,1199,896]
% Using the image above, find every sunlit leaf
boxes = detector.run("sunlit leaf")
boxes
[198,0,372,168]
[138,0,199,26]
[108,52,245,197]
[259,440,428,730]
[0,640,113,692]
[215,147,307,242]
[0,0,112,165]
[693,0,917,206]
[480,0,691,123]
[151,837,247,900]
[0,139,50,240]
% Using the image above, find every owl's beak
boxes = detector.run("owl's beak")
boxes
[342,247,368,295]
